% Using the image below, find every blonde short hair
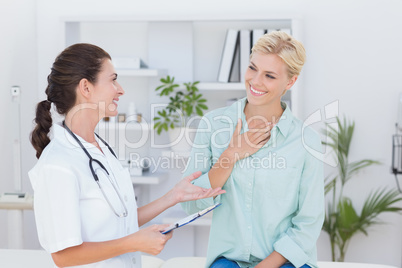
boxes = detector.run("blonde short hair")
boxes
[251,31,306,78]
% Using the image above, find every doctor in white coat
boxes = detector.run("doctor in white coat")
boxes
[29,43,225,268]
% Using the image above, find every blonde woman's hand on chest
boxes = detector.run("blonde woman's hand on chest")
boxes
[226,118,272,161]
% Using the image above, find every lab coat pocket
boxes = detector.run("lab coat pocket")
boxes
[262,167,300,200]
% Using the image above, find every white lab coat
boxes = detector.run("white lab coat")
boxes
[29,123,141,267]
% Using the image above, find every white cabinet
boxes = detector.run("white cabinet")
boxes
[62,15,303,119]
[63,13,303,178]
[63,15,303,195]
[62,15,303,258]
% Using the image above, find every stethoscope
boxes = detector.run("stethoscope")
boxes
[63,121,128,218]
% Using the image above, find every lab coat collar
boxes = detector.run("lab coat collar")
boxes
[53,122,108,157]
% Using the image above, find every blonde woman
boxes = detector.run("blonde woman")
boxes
[182,31,324,268]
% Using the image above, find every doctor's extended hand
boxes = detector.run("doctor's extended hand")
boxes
[168,171,226,204]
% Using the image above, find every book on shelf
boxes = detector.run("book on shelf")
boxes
[251,29,265,47]
[239,29,251,83]
[229,37,241,82]
[218,29,239,82]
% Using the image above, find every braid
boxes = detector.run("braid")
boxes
[30,100,52,158]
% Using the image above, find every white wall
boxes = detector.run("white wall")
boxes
[0,0,39,249]
[1,0,401,266]
[297,1,402,266]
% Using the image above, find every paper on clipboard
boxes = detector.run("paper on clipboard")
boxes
[161,203,221,234]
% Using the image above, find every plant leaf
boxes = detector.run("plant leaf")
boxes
[320,116,402,262]
[157,124,163,135]
[346,159,380,182]
[196,106,203,116]
[198,104,208,110]
[324,176,337,195]
[185,105,193,116]
[155,85,165,91]
[360,188,402,230]
[337,197,360,243]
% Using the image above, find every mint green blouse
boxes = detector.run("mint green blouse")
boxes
[181,98,324,268]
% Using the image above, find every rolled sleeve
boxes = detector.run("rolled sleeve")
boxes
[274,129,325,267]
[274,235,309,267]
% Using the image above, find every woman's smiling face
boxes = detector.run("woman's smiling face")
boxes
[90,59,124,118]
[244,52,296,107]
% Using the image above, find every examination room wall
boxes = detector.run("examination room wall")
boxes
[1,0,402,267]
[0,0,38,249]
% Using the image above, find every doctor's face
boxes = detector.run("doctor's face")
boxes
[91,59,124,117]
[244,52,296,107]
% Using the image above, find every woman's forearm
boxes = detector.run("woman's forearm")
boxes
[208,150,236,189]
[51,238,131,267]
[137,193,175,227]
[52,225,172,267]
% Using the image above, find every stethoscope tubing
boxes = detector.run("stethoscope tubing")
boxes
[62,121,128,218]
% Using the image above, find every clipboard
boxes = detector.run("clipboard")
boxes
[161,203,221,234]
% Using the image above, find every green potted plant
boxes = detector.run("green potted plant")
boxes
[322,116,402,262]
[153,75,208,152]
